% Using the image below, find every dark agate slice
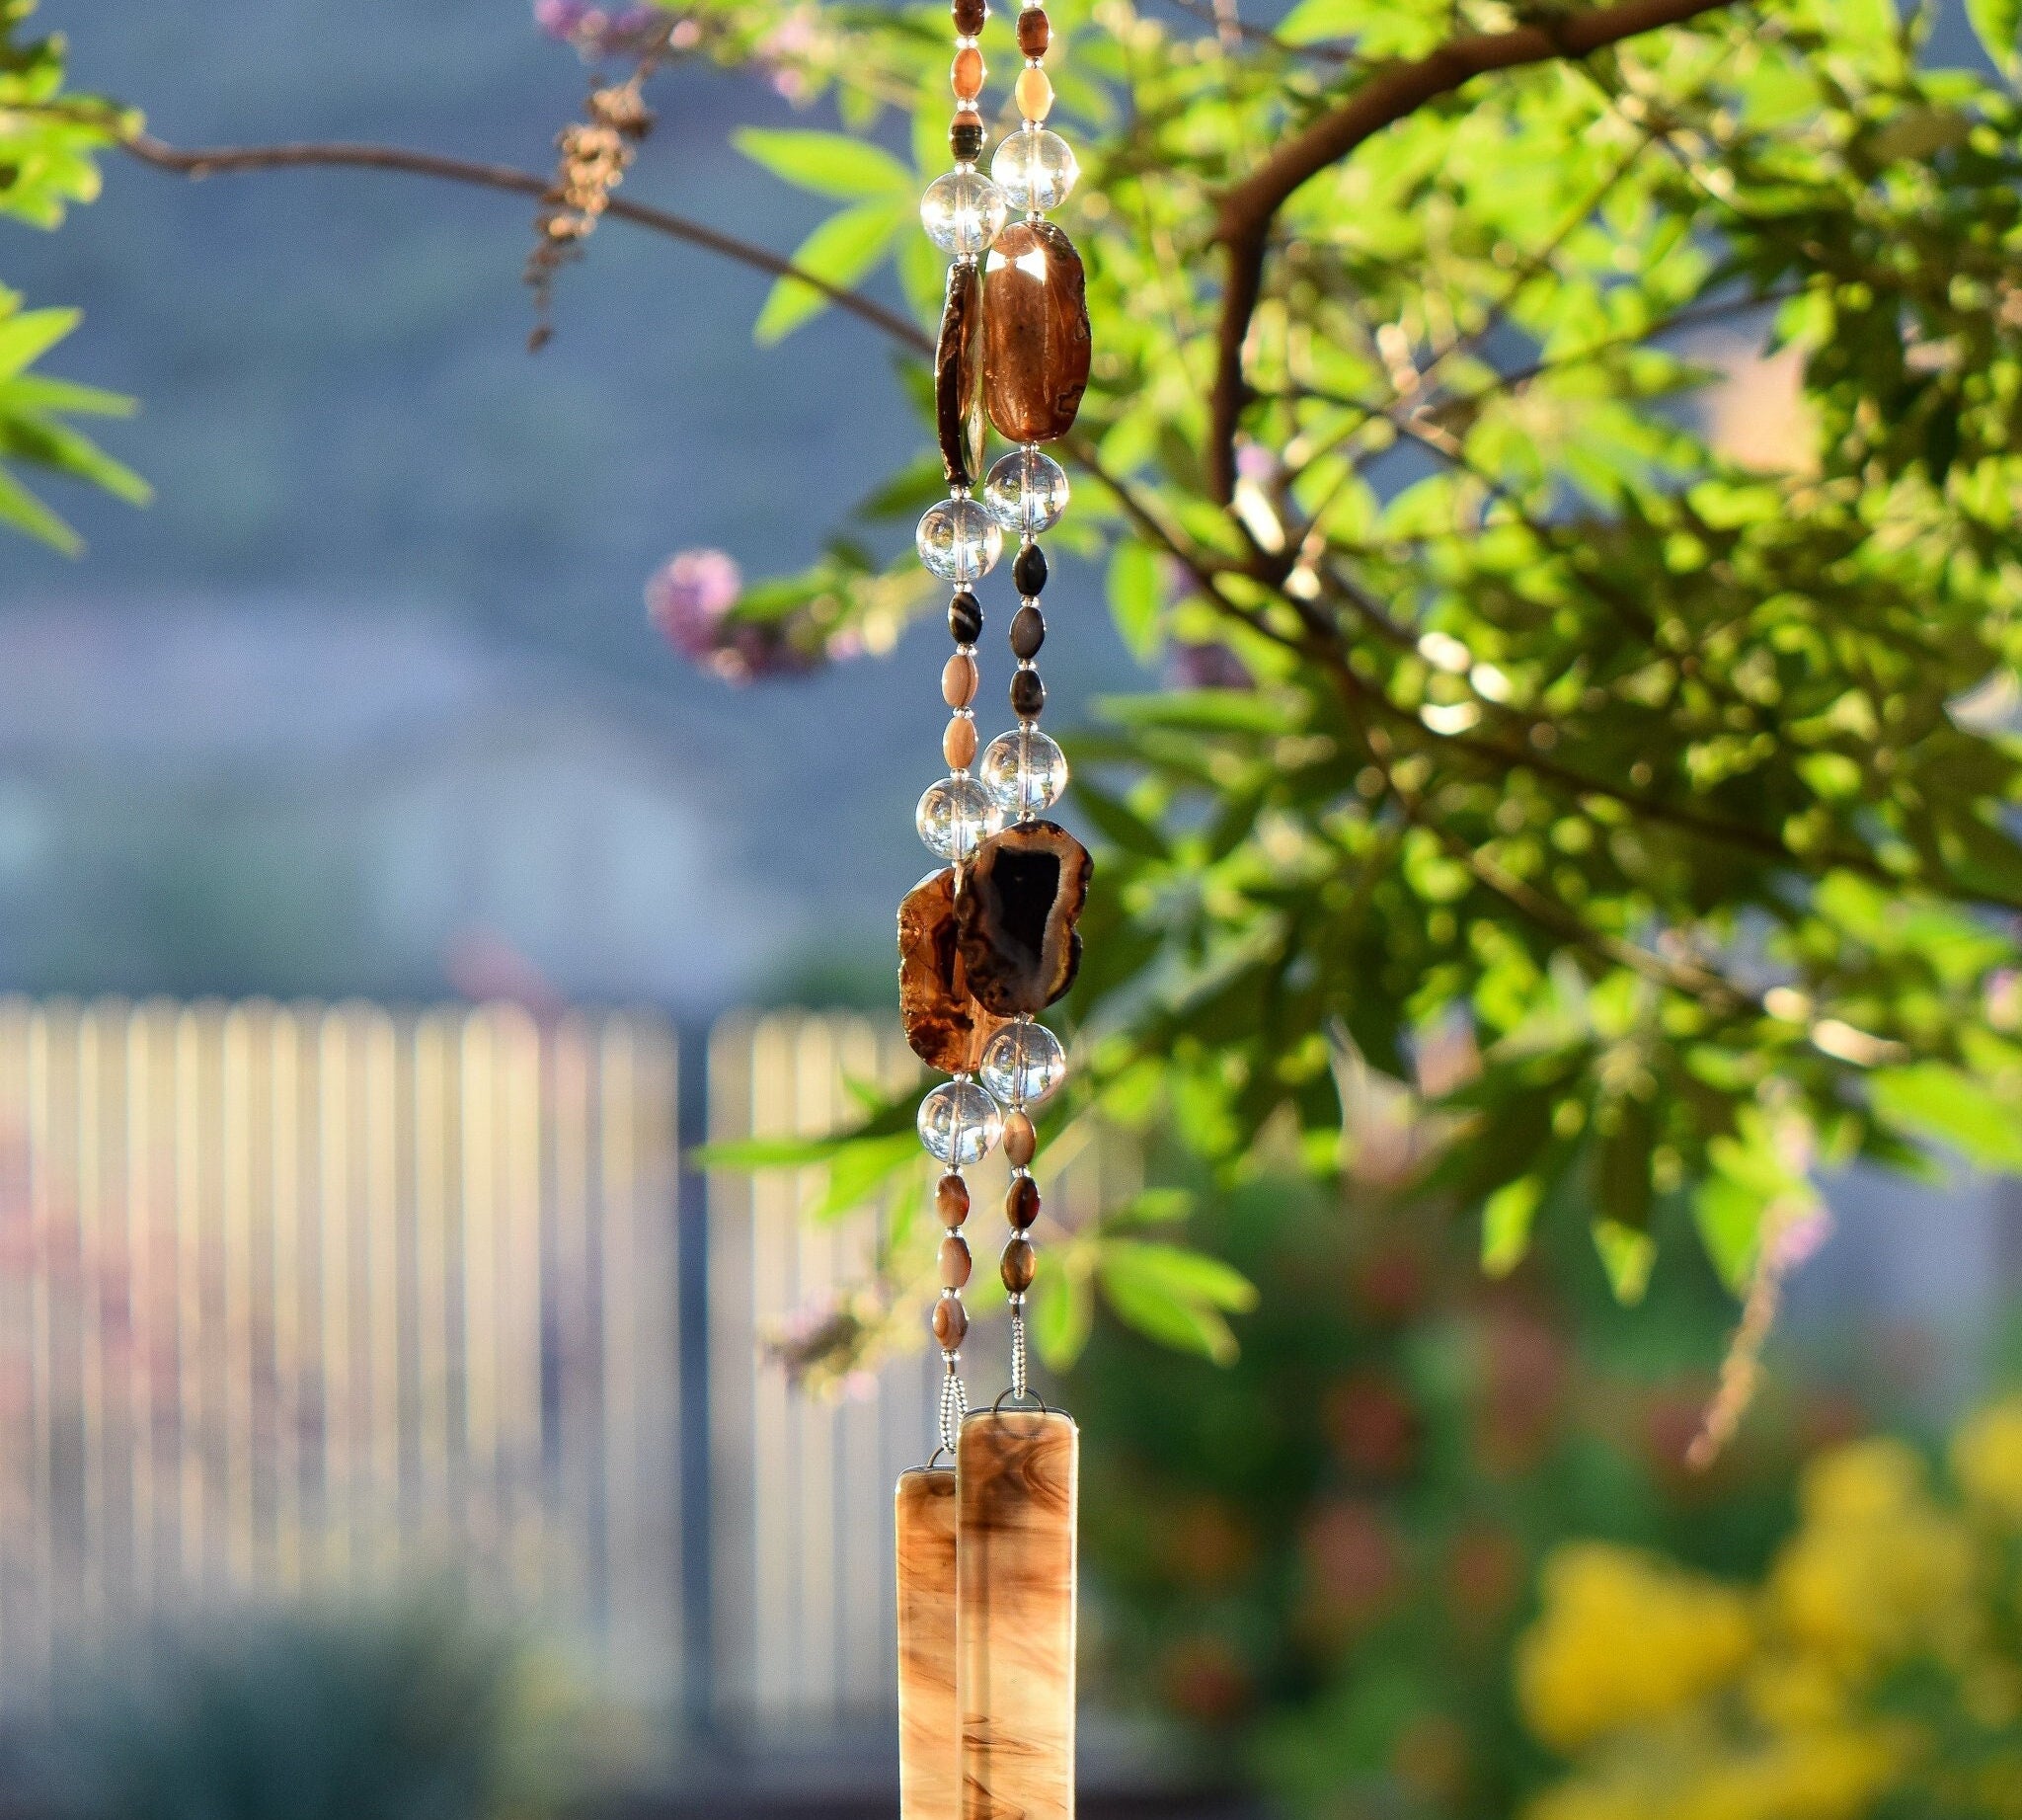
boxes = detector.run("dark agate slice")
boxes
[899,867,1004,1071]
[955,821,1092,1017]
[936,260,986,487]
[982,221,1091,445]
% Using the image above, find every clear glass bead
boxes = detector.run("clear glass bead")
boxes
[983,447,1070,534]
[918,1078,1003,1165]
[921,169,1009,256]
[917,773,1004,861]
[991,127,1078,213]
[980,724,1068,817]
[980,1021,1066,1106]
[916,496,1003,583]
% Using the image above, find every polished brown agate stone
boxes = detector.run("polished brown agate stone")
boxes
[982,221,1091,445]
[936,262,986,487]
[955,821,1092,1018]
[901,867,1007,1071]
[896,1465,960,1820]
[957,1410,1078,1820]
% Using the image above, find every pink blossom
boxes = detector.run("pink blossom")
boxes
[647,548,743,657]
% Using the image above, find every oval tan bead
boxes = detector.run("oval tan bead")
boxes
[1001,1235,1037,1295]
[934,1294,970,1348]
[1015,65,1053,122]
[942,652,978,708]
[936,1172,971,1227]
[952,44,985,102]
[982,221,1092,445]
[940,1233,973,1290]
[944,716,978,770]
[1003,1109,1036,1169]
[1006,1174,1041,1230]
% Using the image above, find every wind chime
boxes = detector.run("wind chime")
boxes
[892,0,1090,1812]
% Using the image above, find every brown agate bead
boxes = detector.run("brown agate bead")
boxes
[1010,605,1045,661]
[982,221,1091,445]
[940,1233,973,1290]
[954,0,988,36]
[1017,6,1050,55]
[950,111,985,165]
[936,263,986,487]
[1006,1175,1041,1229]
[901,869,1007,1071]
[1003,1108,1036,1168]
[937,1172,971,1226]
[1011,667,1046,720]
[944,716,978,769]
[934,1295,970,1348]
[943,652,978,708]
[949,591,983,646]
[1001,1236,1037,1294]
[956,820,1093,1016]
[952,44,985,102]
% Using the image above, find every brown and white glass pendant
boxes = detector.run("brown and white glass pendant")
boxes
[897,0,1090,1811]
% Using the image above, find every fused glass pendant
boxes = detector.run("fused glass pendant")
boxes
[897,1466,961,1820]
[958,1408,1079,1820]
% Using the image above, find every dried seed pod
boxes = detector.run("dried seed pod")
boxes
[955,820,1092,1017]
[900,866,1007,1070]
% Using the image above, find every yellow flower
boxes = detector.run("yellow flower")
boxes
[1951,1395,2022,1527]
[1518,1544,1753,1754]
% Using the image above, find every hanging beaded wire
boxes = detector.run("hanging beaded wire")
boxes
[912,0,1016,1447]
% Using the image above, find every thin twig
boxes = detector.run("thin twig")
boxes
[115,128,934,356]
[1205,0,1748,501]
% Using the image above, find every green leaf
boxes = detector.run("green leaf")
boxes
[733,128,913,200]
[1071,778,1167,859]
[1591,1219,1657,1306]
[1029,1259,1093,1368]
[1106,541,1165,663]
[1481,1175,1542,1277]
[1967,0,2022,75]
[0,465,76,552]
[753,200,908,345]
[1097,1239,1259,1364]
[1871,1063,2022,1170]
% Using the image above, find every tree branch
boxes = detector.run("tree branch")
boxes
[1205,0,1746,502]
[116,128,935,356]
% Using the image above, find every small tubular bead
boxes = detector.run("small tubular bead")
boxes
[1003,1108,1036,1168]
[951,115,985,163]
[1009,604,1046,661]
[954,0,988,35]
[1006,1174,1041,1229]
[944,715,978,769]
[1012,541,1049,595]
[942,651,979,708]
[940,1232,973,1290]
[1001,1235,1037,1294]
[934,1294,970,1348]
[1017,6,1050,56]
[953,44,985,101]
[1015,66,1053,122]
[1010,667,1047,720]
[949,591,983,645]
[936,1172,971,1226]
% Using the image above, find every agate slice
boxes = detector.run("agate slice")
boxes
[897,1466,960,1820]
[981,221,1091,446]
[936,262,986,488]
[955,822,1091,1018]
[958,1409,1078,1820]
[901,867,1007,1071]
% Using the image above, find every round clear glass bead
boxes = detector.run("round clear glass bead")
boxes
[991,127,1078,212]
[983,447,1070,534]
[980,1021,1066,1106]
[921,169,1009,256]
[918,1078,1003,1165]
[917,773,1004,861]
[980,724,1068,817]
[917,496,1003,583]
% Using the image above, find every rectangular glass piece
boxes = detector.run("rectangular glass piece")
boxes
[958,1408,1078,1820]
[897,1465,961,1820]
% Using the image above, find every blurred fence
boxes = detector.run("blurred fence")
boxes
[0,997,1134,1735]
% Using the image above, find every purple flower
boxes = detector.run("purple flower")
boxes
[1168,641,1253,689]
[1767,1204,1832,1273]
[647,548,742,659]
[535,0,663,57]
[755,9,819,100]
